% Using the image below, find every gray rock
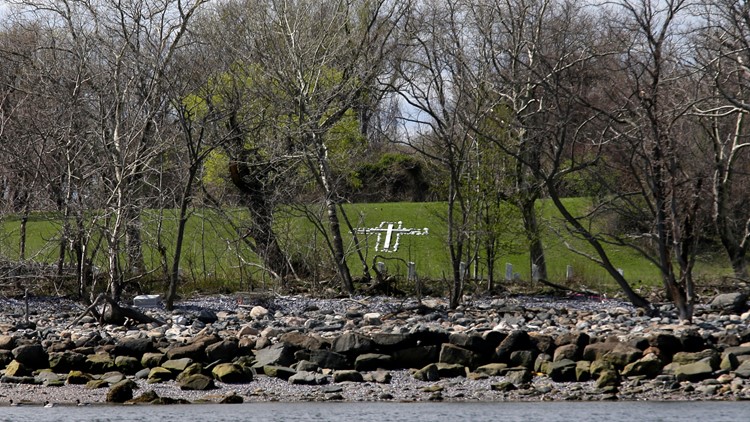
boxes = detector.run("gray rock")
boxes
[0,335,15,350]
[583,342,642,368]
[205,340,239,362]
[309,350,349,370]
[545,359,577,382]
[179,373,215,390]
[354,353,393,371]
[113,337,153,358]
[332,332,374,356]
[262,365,296,380]
[435,362,466,378]
[474,363,508,376]
[595,369,620,389]
[505,368,532,385]
[211,362,252,383]
[253,342,298,368]
[709,293,748,314]
[621,353,663,378]
[106,379,136,403]
[86,352,115,374]
[391,345,439,369]
[48,351,86,373]
[333,369,364,383]
[12,344,48,369]
[509,350,537,369]
[495,330,530,361]
[114,355,141,375]
[147,367,174,383]
[140,352,164,368]
[413,363,439,381]
[672,350,719,369]
[734,360,750,378]
[553,344,579,362]
[288,370,327,385]
[439,343,479,368]
[675,359,715,382]
[162,358,193,373]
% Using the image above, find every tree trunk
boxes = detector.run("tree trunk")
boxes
[547,185,653,311]
[228,159,289,285]
[312,135,353,293]
[520,198,547,282]
[124,207,145,276]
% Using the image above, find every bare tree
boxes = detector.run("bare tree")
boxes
[205,0,412,293]
[694,0,750,281]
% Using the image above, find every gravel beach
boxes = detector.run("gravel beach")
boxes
[1,292,749,406]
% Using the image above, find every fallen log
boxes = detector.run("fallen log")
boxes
[67,293,164,328]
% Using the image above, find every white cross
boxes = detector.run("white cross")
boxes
[356,221,429,252]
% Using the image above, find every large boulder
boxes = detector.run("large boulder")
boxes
[308,350,349,370]
[262,365,296,380]
[179,374,215,391]
[162,358,194,373]
[369,333,414,352]
[114,356,142,375]
[735,360,750,378]
[148,367,175,383]
[332,333,375,356]
[583,342,642,368]
[354,353,393,371]
[113,337,153,358]
[439,343,479,368]
[333,369,364,383]
[252,343,298,368]
[494,330,531,362]
[205,340,239,362]
[0,335,15,350]
[509,350,537,369]
[412,363,439,381]
[672,349,719,369]
[107,379,136,403]
[648,332,682,358]
[391,345,439,369]
[12,344,48,369]
[86,352,115,374]
[449,333,491,354]
[544,359,577,382]
[675,359,715,382]
[709,293,748,314]
[48,351,87,373]
[165,343,205,362]
[212,363,252,383]
[279,332,328,351]
[621,353,664,378]
[553,344,580,362]
[288,370,328,385]
[474,363,508,377]
[140,352,165,368]
[3,360,29,377]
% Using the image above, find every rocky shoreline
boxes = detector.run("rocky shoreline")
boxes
[1,291,749,405]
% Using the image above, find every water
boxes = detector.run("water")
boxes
[1,402,748,422]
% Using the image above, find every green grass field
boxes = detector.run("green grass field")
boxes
[0,198,733,295]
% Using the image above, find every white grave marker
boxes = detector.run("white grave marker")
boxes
[356,221,428,252]
[505,263,513,281]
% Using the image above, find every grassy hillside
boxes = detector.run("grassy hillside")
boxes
[0,199,732,295]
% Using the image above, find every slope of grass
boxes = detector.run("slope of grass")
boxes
[0,198,733,296]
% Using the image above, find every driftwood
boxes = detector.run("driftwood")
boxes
[67,293,164,328]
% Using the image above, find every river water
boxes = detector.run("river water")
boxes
[1,401,748,422]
